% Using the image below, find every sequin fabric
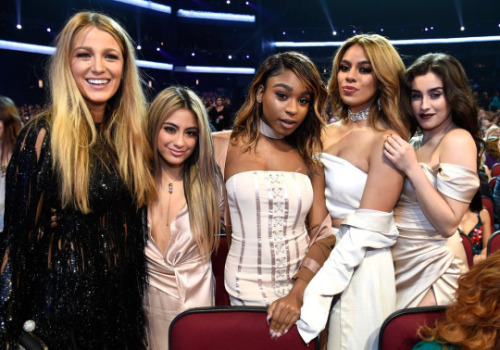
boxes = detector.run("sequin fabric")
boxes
[0,116,148,349]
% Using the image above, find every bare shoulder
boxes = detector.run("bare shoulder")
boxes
[322,122,342,146]
[441,128,475,146]
[369,126,395,148]
[480,208,490,219]
[439,128,477,169]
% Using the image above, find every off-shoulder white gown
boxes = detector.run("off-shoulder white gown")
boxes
[298,153,398,350]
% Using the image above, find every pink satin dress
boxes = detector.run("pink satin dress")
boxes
[393,163,479,308]
[144,206,214,350]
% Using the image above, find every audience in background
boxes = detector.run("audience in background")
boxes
[0,96,23,233]
[458,188,492,265]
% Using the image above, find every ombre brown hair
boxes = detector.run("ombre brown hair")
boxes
[231,51,328,170]
[328,34,409,139]
[418,250,500,349]
[148,86,222,259]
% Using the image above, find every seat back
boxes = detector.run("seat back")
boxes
[491,163,500,178]
[482,196,495,229]
[489,176,497,192]
[459,232,474,268]
[211,233,230,306]
[487,230,500,255]
[378,306,447,350]
[169,306,318,350]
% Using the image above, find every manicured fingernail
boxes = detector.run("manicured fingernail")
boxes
[276,332,282,338]
[284,329,288,334]
[266,315,271,325]
[269,329,275,338]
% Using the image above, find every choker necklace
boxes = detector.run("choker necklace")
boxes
[348,106,370,122]
[259,119,284,140]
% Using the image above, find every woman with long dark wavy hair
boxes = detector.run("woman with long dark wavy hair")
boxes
[384,53,481,310]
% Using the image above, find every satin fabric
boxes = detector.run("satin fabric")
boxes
[297,154,397,350]
[224,171,312,306]
[393,163,479,309]
[144,207,215,350]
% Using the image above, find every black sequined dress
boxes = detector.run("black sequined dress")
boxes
[0,116,148,349]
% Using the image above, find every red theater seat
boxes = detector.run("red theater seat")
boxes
[169,306,318,350]
[378,306,447,350]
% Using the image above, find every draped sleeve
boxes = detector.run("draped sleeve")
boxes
[297,209,398,343]
[433,163,479,203]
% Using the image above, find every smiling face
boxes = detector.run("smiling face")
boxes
[256,68,311,138]
[70,27,124,121]
[157,108,199,169]
[337,44,378,113]
[410,72,452,133]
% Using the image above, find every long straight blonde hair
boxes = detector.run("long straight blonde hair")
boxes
[48,12,155,212]
[148,86,222,259]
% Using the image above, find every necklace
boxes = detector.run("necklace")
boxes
[348,106,371,122]
[166,182,173,227]
[259,118,284,139]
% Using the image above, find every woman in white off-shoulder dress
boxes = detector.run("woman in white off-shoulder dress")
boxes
[297,34,409,350]
[384,53,481,309]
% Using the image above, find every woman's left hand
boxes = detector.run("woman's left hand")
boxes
[383,133,419,175]
[266,290,302,338]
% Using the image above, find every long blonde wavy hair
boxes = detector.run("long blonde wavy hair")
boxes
[328,34,409,139]
[148,86,222,259]
[47,12,155,212]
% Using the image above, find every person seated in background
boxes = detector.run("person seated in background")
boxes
[483,136,500,171]
[209,96,232,131]
[0,96,23,233]
[413,250,500,350]
[457,188,492,265]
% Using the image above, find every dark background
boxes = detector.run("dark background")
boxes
[1,0,499,107]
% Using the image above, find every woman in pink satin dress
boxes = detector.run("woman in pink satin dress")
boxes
[144,86,224,349]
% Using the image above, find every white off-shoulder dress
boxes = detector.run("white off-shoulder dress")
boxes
[297,153,398,350]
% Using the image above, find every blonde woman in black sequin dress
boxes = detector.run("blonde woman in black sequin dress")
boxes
[0,12,155,349]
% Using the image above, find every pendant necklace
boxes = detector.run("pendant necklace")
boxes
[166,182,173,227]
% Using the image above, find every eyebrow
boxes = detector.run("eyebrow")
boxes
[162,121,198,130]
[340,59,372,66]
[74,46,121,54]
[412,87,444,93]
[272,83,311,96]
